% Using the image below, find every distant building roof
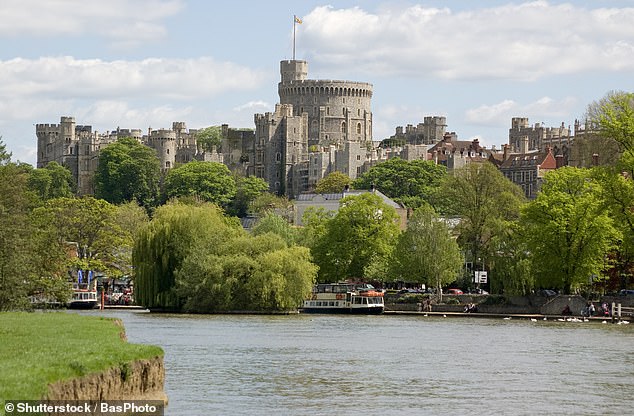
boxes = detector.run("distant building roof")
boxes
[296,189,402,209]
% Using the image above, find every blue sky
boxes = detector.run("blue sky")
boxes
[1,0,633,165]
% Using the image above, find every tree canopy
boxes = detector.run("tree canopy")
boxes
[522,167,620,293]
[586,90,634,153]
[440,162,525,277]
[163,161,236,207]
[353,158,446,209]
[391,204,463,299]
[309,193,401,282]
[27,162,75,200]
[315,171,351,194]
[94,137,161,208]
[195,126,223,152]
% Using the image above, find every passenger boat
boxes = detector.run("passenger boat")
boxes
[68,271,98,309]
[302,283,384,314]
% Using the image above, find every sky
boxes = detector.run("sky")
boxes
[1,0,633,165]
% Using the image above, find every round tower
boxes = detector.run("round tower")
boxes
[148,129,176,170]
[278,60,373,147]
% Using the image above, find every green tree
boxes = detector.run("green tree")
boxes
[95,137,161,209]
[522,167,620,294]
[195,126,223,152]
[31,196,126,277]
[249,193,294,222]
[133,202,244,310]
[440,162,525,279]
[353,158,446,209]
[0,157,69,310]
[592,167,634,289]
[311,193,400,282]
[27,162,75,200]
[586,90,634,153]
[0,137,11,165]
[229,175,270,217]
[252,213,297,246]
[488,223,534,295]
[315,171,351,194]
[163,161,236,207]
[392,205,463,299]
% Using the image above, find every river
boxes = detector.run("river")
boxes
[75,310,634,416]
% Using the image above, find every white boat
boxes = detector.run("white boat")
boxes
[68,277,98,309]
[302,283,384,314]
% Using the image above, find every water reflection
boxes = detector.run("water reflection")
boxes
[75,311,634,416]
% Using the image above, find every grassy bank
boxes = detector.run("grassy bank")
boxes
[0,312,163,401]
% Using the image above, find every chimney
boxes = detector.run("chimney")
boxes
[521,136,529,154]
[555,154,564,169]
[503,144,510,161]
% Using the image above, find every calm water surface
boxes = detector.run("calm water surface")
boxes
[77,311,634,416]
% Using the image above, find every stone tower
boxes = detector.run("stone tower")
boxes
[277,60,373,148]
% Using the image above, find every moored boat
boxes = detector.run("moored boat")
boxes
[68,270,98,309]
[302,283,384,314]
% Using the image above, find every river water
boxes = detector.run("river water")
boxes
[76,310,634,416]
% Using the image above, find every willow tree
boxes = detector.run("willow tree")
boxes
[392,204,463,300]
[133,202,243,310]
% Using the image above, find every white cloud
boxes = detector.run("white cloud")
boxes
[301,2,634,80]
[465,96,578,126]
[0,56,266,100]
[232,101,271,112]
[0,0,183,46]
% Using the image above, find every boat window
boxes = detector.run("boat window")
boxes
[329,301,334,306]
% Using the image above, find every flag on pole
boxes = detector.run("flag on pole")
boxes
[294,15,302,24]
[88,270,93,285]
[78,270,83,284]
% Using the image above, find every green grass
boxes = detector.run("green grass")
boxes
[0,312,163,401]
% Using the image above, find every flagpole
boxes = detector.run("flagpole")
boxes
[293,15,297,60]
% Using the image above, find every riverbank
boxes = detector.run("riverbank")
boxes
[0,312,165,402]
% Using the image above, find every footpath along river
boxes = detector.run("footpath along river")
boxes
[75,310,634,416]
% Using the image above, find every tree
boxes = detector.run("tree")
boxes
[353,158,446,209]
[249,193,294,222]
[251,213,297,246]
[522,167,620,294]
[133,202,244,310]
[0,137,12,166]
[315,171,351,194]
[586,90,634,153]
[195,126,223,152]
[310,193,400,282]
[27,162,75,200]
[31,196,127,277]
[592,167,634,290]
[94,137,161,209]
[163,161,236,207]
[0,158,69,310]
[174,232,316,312]
[440,162,525,280]
[392,205,463,300]
[229,175,269,217]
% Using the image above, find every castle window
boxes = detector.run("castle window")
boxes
[166,161,171,168]
[357,155,361,161]
[358,109,361,116]
[166,148,170,154]
[342,108,346,115]
[356,123,361,134]
[276,152,281,162]
[326,107,330,115]
[341,122,346,133]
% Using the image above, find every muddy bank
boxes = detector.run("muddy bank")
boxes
[46,355,166,403]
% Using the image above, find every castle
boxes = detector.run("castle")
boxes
[36,59,430,198]
[38,58,605,201]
